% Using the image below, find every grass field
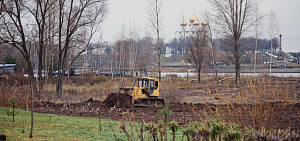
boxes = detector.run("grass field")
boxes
[0,107,136,140]
[0,106,186,141]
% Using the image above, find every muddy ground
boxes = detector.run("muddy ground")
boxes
[2,74,300,131]
[32,99,300,131]
[33,76,300,131]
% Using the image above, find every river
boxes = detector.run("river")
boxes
[158,72,300,78]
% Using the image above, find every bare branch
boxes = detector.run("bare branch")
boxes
[208,0,257,83]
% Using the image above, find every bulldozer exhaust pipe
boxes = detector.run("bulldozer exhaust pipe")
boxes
[130,79,136,94]
[118,79,124,93]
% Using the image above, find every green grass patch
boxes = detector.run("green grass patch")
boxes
[0,107,186,140]
[0,107,141,140]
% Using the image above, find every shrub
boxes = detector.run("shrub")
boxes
[7,97,18,122]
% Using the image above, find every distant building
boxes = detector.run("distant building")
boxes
[276,33,286,68]
[0,64,16,74]
[165,46,173,54]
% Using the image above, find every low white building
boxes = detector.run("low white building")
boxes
[0,64,16,74]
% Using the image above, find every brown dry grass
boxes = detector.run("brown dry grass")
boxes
[188,75,300,131]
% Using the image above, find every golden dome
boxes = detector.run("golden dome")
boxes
[189,12,198,24]
[193,20,200,26]
[180,19,187,26]
[201,20,208,26]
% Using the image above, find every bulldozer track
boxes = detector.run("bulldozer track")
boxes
[134,97,164,107]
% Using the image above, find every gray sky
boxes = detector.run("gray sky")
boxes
[98,0,300,52]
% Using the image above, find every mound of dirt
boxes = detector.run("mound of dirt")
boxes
[103,93,133,108]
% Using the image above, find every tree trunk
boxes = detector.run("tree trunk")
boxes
[235,56,240,84]
[56,53,64,99]
[158,34,161,81]
[48,55,53,79]
[28,60,38,138]
[56,53,67,99]
[56,73,63,99]
[172,129,176,141]
[38,48,43,98]
[211,47,218,83]
[156,0,161,82]
[158,49,161,81]
[234,39,240,84]
[197,65,201,83]
[29,74,35,138]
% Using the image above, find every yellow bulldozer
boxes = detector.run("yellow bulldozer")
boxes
[104,77,164,108]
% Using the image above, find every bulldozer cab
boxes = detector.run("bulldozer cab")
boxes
[137,77,159,95]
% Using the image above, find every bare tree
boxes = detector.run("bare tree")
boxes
[136,36,154,75]
[46,3,57,80]
[55,0,107,98]
[253,5,263,76]
[128,24,139,76]
[147,0,163,81]
[268,10,279,74]
[114,25,127,76]
[25,0,57,97]
[209,0,256,84]
[114,24,139,77]
[203,12,218,82]
[0,0,37,138]
[187,28,209,83]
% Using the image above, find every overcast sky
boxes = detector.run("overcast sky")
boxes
[97,0,300,52]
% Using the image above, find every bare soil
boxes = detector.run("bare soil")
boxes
[32,99,300,131]
[2,74,300,131]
